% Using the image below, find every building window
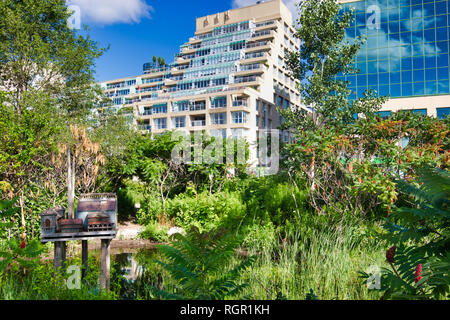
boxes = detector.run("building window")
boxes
[173,116,186,128]
[154,118,167,129]
[211,96,227,108]
[437,107,450,119]
[153,104,167,114]
[173,101,190,112]
[211,129,227,139]
[211,113,227,125]
[191,101,206,111]
[232,111,248,124]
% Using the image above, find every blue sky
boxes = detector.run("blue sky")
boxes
[69,0,297,83]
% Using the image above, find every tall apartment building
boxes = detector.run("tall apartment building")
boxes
[99,0,304,165]
[340,0,450,118]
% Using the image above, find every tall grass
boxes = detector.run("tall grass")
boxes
[237,220,387,300]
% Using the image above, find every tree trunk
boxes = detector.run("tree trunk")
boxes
[67,149,75,219]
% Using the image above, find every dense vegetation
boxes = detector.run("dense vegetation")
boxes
[0,0,448,300]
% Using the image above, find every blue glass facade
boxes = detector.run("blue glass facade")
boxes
[339,0,450,100]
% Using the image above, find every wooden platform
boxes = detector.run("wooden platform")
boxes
[41,230,117,243]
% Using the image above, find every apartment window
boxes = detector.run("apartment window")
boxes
[234,75,256,84]
[112,98,123,105]
[191,101,206,111]
[116,89,130,96]
[126,79,136,86]
[177,82,193,91]
[173,116,186,128]
[154,118,167,129]
[211,129,227,139]
[212,78,227,86]
[211,113,227,125]
[194,80,210,89]
[153,104,167,114]
[232,111,248,124]
[141,107,152,116]
[245,51,264,59]
[211,96,227,108]
[230,41,245,51]
[172,101,190,112]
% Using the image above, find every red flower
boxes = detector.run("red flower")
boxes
[21,241,26,249]
[415,264,423,285]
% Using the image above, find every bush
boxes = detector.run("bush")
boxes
[139,222,169,243]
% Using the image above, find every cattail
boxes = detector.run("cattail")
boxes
[386,246,396,264]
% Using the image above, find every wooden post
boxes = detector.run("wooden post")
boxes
[100,239,111,292]
[81,240,88,280]
[54,241,67,273]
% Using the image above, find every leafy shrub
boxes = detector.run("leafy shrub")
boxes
[139,222,169,243]
[369,167,449,300]
[165,191,245,233]
[152,228,255,300]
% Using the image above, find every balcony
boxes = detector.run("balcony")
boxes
[251,30,275,41]
[233,100,247,107]
[190,102,206,111]
[191,120,206,127]
[140,110,152,116]
[139,124,151,131]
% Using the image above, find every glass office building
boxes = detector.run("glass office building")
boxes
[339,0,450,118]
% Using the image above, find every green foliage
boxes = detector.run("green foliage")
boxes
[139,222,170,243]
[283,0,386,131]
[374,167,449,300]
[153,229,256,300]
[0,198,45,276]
[0,255,117,300]
[238,218,385,300]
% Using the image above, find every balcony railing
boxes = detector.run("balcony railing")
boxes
[140,110,152,116]
[192,120,206,127]
[246,41,269,49]
[190,104,206,111]
[233,100,247,107]
[255,20,275,28]
[244,52,265,59]
[252,30,272,38]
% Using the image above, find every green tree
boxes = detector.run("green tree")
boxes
[0,0,105,235]
[282,0,386,131]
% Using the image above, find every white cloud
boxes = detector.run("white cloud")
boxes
[231,0,300,23]
[67,0,154,25]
